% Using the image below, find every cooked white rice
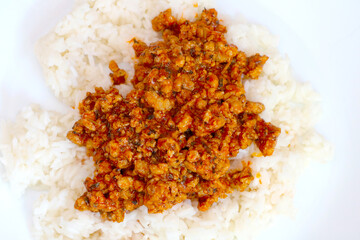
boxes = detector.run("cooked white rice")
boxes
[0,0,332,239]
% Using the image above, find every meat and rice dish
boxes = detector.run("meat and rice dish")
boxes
[0,0,332,239]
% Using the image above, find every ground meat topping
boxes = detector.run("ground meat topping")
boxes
[67,8,280,222]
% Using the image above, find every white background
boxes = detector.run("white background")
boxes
[0,0,359,239]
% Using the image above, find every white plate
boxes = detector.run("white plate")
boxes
[0,0,359,239]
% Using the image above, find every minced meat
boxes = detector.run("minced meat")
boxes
[67,8,280,222]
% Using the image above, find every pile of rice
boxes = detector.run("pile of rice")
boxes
[0,0,332,239]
